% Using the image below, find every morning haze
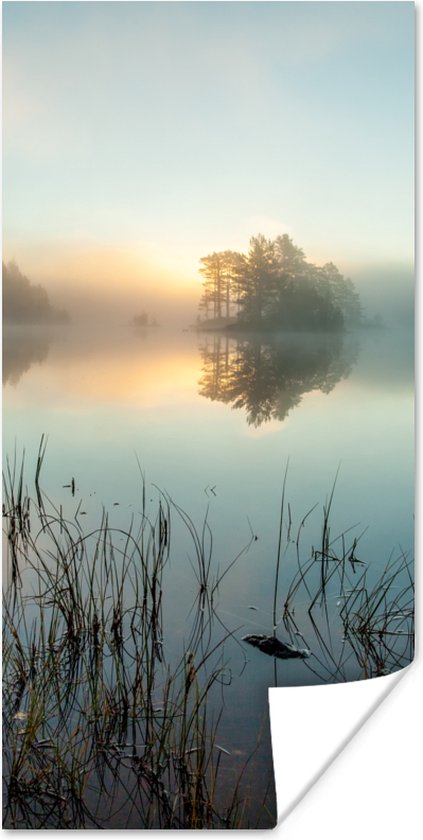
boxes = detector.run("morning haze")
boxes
[3,2,413,329]
[3,1,414,831]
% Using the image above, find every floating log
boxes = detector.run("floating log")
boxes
[242,634,310,659]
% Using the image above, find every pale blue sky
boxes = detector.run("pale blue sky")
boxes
[2,1,414,308]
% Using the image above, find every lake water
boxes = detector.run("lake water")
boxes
[3,323,414,568]
[2,323,414,827]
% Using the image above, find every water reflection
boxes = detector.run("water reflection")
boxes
[198,332,359,426]
[3,327,50,386]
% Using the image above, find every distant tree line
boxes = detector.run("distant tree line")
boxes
[3,261,70,325]
[198,234,362,331]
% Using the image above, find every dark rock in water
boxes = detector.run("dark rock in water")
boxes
[242,634,310,659]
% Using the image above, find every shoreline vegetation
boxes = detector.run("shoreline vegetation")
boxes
[195,314,385,334]
[2,262,70,326]
[196,234,363,333]
[2,442,414,829]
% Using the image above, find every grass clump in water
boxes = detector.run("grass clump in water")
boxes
[2,441,262,829]
[3,443,414,827]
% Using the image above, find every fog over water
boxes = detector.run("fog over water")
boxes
[3,253,413,332]
[15,251,200,328]
[352,264,414,328]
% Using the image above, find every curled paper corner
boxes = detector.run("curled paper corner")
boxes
[269,661,418,834]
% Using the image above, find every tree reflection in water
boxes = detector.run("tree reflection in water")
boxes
[198,332,359,426]
[3,328,50,386]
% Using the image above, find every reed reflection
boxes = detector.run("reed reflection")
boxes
[198,333,358,426]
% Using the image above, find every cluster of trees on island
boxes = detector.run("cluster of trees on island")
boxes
[132,312,159,328]
[198,234,362,331]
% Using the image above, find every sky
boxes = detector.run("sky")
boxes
[2,1,414,323]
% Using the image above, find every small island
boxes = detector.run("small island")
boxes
[197,234,362,332]
[132,312,159,329]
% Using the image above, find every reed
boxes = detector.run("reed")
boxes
[265,469,414,686]
[3,445,261,829]
[3,444,414,827]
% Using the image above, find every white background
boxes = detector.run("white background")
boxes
[271,658,422,839]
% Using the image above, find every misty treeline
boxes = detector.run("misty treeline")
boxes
[3,261,69,325]
[198,234,362,331]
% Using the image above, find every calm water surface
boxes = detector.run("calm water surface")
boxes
[3,324,414,825]
[3,322,414,664]
[4,323,413,563]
